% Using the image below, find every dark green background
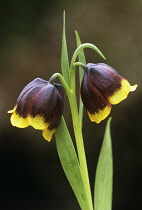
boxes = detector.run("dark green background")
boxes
[0,0,141,209]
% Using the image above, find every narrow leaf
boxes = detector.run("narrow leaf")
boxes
[61,11,70,85]
[94,117,113,210]
[75,31,86,124]
[55,117,91,210]
[75,31,86,85]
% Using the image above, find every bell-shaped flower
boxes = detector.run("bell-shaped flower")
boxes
[81,63,137,123]
[8,78,64,141]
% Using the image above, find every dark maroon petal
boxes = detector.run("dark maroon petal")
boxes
[16,84,45,118]
[87,63,119,75]
[16,78,47,105]
[81,72,110,114]
[86,63,122,98]
[30,83,64,129]
[48,85,64,130]
[54,83,64,98]
[31,84,59,120]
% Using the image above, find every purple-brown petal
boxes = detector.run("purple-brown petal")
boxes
[16,78,47,106]
[48,85,64,130]
[86,63,122,99]
[16,84,45,118]
[81,71,111,114]
[30,83,64,128]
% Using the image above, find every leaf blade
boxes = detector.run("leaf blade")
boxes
[75,31,86,124]
[61,11,70,85]
[94,117,113,210]
[75,31,86,84]
[55,117,91,210]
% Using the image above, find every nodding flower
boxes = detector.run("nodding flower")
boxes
[81,63,137,123]
[8,78,64,141]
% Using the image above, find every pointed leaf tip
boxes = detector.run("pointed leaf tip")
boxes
[61,11,70,85]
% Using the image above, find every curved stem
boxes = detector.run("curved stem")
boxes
[70,43,106,71]
[49,73,71,97]
[74,62,87,70]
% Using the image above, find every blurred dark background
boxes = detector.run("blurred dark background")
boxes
[0,0,142,209]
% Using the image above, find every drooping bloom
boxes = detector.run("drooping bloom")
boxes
[81,63,137,123]
[8,78,64,141]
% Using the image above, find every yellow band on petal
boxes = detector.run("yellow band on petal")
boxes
[87,106,111,124]
[28,115,49,130]
[42,128,55,141]
[109,79,130,105]
[109,79,137,105]
[10,112,29,128]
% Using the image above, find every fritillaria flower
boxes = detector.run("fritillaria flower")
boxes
[8,78,64,141]
[81,63,137,123]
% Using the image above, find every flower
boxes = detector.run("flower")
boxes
[8,78,64,141]
[81,63,137,123]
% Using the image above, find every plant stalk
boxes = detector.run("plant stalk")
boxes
[69,66,93,210]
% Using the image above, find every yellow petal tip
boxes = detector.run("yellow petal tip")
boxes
[130,84,138,92]
[7,107,16,113]
[8,110,13,113]
[42,129,55,142]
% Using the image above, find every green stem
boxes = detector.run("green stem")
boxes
[69,92,93,210]
[74,62,87,70]
[49,73,71,97]
[70,43,106,71]
[69,65,93,210]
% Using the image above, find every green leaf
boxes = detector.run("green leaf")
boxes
[55,117,91,210]
[75,31,86,85]
[75,31,86,124]
[94,117,113,210]
[61,11,70,85]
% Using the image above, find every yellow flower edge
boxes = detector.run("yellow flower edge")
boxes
[42,129,55,142]
[28,115,49,130]
[8,110,29,128]
[8,107,55,141]
[87,106,111,124]
[109,79,138,105]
